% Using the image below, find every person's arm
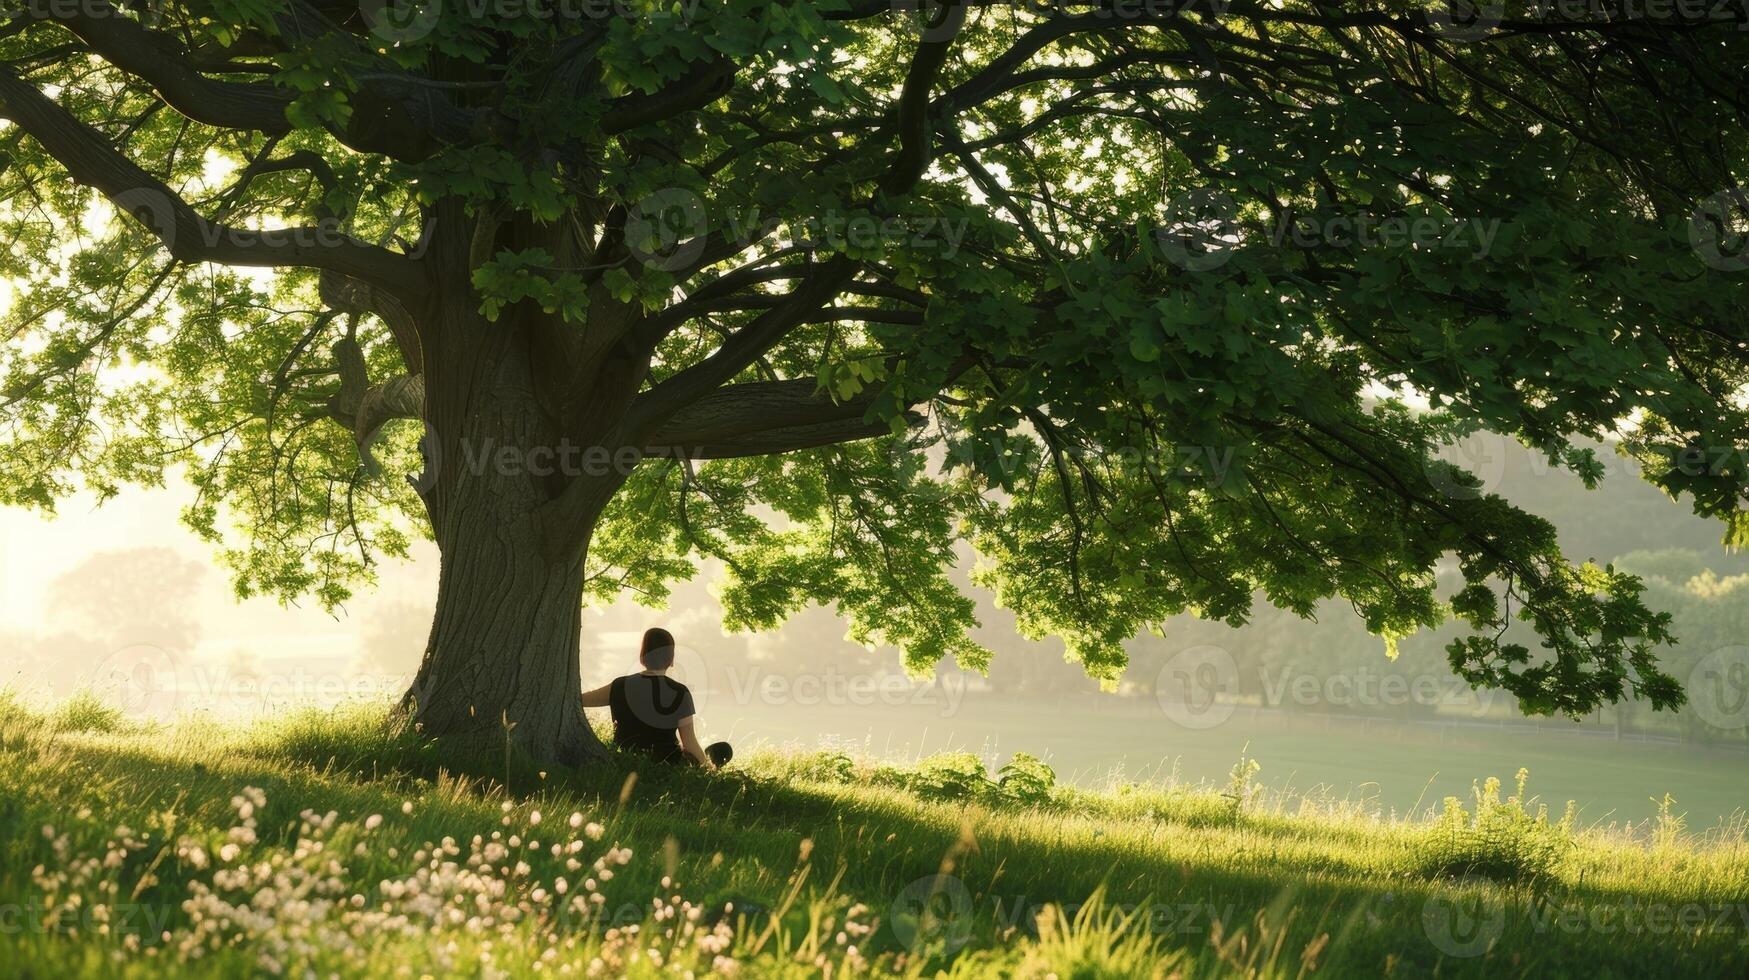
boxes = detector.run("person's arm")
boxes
[581,683,613,708]
[677,717,713,768]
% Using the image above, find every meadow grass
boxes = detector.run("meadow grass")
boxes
[0,694,1744,978]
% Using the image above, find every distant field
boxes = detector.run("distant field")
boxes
[703,688,1749,829]
[4,695,1747,978]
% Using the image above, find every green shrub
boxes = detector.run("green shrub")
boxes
[1416,768,1575,883]
[789,749,858,784]
[996,752,1056,807]
[867,763,911,791]
[909,752,994,802]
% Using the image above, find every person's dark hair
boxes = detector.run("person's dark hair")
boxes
[640,627,676,671]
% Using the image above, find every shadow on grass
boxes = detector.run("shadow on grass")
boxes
[3,695,1738,979]
[15,733,1733,975]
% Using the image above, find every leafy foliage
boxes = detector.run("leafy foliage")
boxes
[0,0,1744,720]
[995,752,1056,807]
[1417,769,1576,884]
[778,749,859,785]
[907,751,995,803]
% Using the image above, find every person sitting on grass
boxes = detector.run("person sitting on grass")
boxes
[582,627,732,769]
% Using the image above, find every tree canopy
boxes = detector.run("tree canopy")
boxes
[1,0,1746,732]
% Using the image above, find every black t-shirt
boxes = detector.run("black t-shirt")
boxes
[608,673,696,760]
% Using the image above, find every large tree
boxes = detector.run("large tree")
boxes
[1,0,1745,762]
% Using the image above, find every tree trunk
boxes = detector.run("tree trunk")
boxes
[403,506,607,766]
[396,292,625,767]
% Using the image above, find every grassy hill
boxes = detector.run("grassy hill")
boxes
[2,695,1745,978]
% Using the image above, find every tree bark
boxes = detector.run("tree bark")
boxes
[396,283,622,766]
[402,503,606,766]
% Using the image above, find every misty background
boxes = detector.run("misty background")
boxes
[4,433,1748,827]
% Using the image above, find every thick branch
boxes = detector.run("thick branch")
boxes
[601,57,738,132]
[882,0,961,196]
[260,0,491,157]
[33,3,295,133]
[646,416,912,460]
[37,0,487,158]
[645,377,883,445]
[644,377,927,458]
[624,255,861,439]
[943,7,1189,112]
[0,65,424,295]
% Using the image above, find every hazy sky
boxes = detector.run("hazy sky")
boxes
[0,475,915,711]
[1,481,436,671]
